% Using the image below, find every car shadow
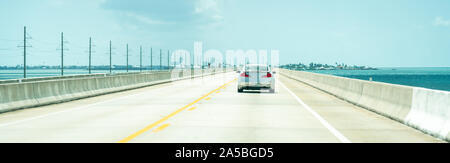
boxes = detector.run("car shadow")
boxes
[239,90,275,94]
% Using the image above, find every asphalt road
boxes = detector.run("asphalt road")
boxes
[0,72,443,143]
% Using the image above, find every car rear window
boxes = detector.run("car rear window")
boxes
[245,66,268,72]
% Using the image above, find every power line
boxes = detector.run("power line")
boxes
[0,53,20,56]
[30,38,57,45]
[0,38,21,42]
[28,49,57,53]
[3,27,178,73]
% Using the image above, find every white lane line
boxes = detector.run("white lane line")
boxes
[279,81,351,143]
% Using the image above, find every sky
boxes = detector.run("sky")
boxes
[0,0,450,67]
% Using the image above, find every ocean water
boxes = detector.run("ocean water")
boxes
[307,67,450,92]
[2,67,450,92]
[0,69,144,80]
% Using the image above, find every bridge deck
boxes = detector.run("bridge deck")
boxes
[0,72,443,143]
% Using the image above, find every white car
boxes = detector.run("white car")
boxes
[237,64,276,93]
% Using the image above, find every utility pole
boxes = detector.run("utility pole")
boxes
[224,53,227,68]
[109,40,112,74]
[52,32,68,76]
[269,52,272,68]
[60,32,64,76]
[167,50,170,70]
[160,49,162,70]
[150,47,153,71]
[173,52,176,69]
[191,50,194,70]
[140,46,142,72]
[18,26,31,79]
[223,53,226,71]
[89,37,92,74]
[23,27,27,79]
[233,56,237,70]
[202,49,204,70]
[126,44,129,72]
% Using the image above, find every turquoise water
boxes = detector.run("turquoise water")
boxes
[0,69,144,80]
[2,67,450,92]
[307,67,450,92]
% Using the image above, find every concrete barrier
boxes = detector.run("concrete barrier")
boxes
[0,73,107,85]
[405,88,450,140]
[280,68,450,141]
[0,68,231,113]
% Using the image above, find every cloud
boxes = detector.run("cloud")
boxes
[434,17,450,27]
[195,0,220,13]
[196,0,224,23]
[101,0,224,26]
[125,12,172,25]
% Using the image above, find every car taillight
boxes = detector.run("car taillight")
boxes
[263,72,272,78]
[240,72,249,78]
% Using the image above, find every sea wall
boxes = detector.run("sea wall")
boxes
[280,68,450,141]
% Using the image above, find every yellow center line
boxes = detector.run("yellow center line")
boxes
[205,97,212,100]
[152,124,170,133]
[188,106,197,111]
[118,78,237,143]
